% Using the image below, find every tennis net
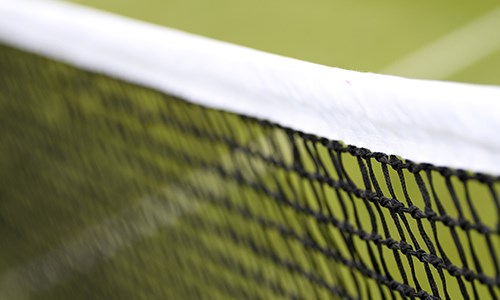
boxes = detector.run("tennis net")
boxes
[0,1,499,299]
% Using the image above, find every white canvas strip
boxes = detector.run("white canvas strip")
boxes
[1,0,500,174]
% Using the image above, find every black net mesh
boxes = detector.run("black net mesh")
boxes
[0,44,499,299]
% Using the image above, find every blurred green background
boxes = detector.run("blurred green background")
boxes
[69,0,500,85]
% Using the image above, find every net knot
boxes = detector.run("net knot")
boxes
[415,249,428,261]
[463,269,476,281]
[386,238,399,250]
[275,224,288,235]
[475,173,494,183]
[368,232,381,242]
[389,156,404,170]
[456,169,470,181]
[409,205,425,219]
[346,146,368,157]
[447,265,461,276]
[425,211,438,221]
[306,134,319,143]
[408,162,425,173]
[359,231,371,240]
[327,140,343,151]
[311,173,323,181]
[373,152,389,164]
[426,254,443,266]
[476,223,491,234]
[342,221,355,233]
[438,167,454,177]
[415,290,435,300]
[388,280,402,291]
[318,137,329,146]
[379,196,391,208]
[458,218,472,230]
[441,215,457,227]
[391,200,405,213]
[399,241,413,254]
[313,212,328,223]
[301,236,316,248]
[394,284,415,296]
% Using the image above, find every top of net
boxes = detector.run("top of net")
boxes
[1,0,500,175]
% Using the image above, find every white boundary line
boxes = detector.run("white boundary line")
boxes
[1,0,500,174]
[382,7,500,80]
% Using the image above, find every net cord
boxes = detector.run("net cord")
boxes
[1,0,500,174]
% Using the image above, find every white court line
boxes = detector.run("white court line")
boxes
[0,184,202,299]
[381,7,500,80]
